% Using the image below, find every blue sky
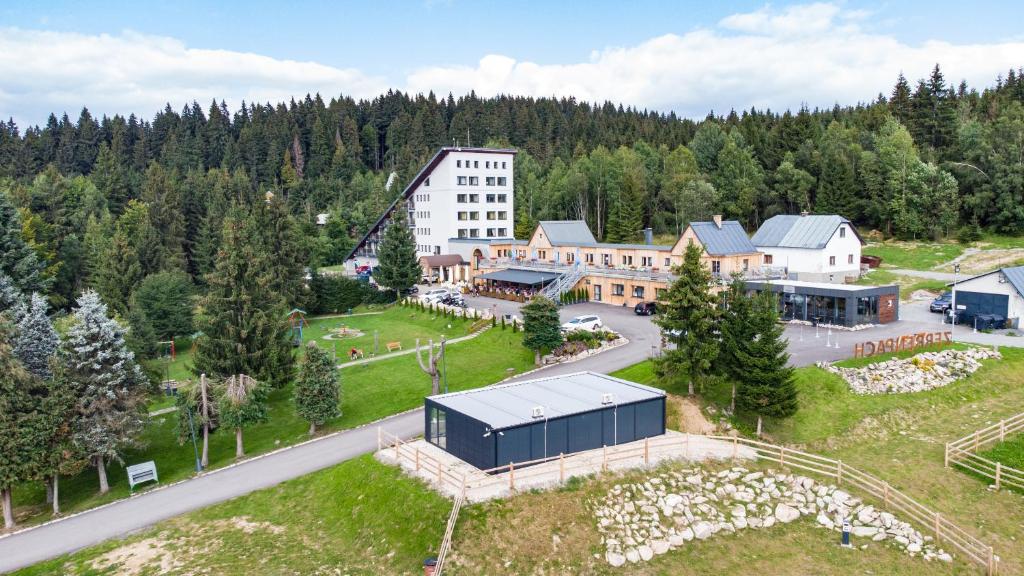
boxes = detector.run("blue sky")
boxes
[1,1,1022,126]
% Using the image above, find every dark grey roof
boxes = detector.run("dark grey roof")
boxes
[538,221,597,246]
[751,214,861,249]
[428,371,665,430]
[689,221,758,256]
[478,268,561,286]
[950,265,1024,298]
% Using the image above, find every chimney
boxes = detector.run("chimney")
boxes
[643,227,654,245]
[800,210,809,217]
[712,215,722,229]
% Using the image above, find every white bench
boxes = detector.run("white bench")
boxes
[127,461,159,492]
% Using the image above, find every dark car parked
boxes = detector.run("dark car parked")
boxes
[930,291,953,313]
[634,301,657,316]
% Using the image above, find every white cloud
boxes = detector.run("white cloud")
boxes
[0,28,388,126]
[1,4,1023,127]
[407,3,1024,118]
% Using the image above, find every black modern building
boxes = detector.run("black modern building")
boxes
[746,280,900,327]
[424,372,666,470]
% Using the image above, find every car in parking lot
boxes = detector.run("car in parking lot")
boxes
[634,301,657,316]
[561,315,603,333]
[420,288,454,304]
[930,291,953,313]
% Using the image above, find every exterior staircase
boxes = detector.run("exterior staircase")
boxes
[540,263,586,302]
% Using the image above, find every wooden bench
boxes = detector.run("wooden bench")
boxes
[126,461,159,492]
[386,341,402,353]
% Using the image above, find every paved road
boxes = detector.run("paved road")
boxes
[5,296,1020,572]
[887,268,957,281]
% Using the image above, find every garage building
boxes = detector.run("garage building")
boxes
[424,372,666,470]
[949,265,1024,329]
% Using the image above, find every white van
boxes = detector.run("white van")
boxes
[420,288,453,304]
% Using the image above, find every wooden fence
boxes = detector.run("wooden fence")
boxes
[379,429,999,575]
[946,412,1024,494]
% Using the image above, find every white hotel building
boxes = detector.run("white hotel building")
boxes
[348,147,516,268]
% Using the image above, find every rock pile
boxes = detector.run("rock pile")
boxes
[592,466,953,567]
[820,347,1000,395]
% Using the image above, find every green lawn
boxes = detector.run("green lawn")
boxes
[10,320,532,531]
[855,268,948,299]
[863,240,964,271]
[977,434,1024,476]
[14,455,451,576]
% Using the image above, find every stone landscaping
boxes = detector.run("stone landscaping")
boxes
[819,347,1000,394]
[592,466,954,568]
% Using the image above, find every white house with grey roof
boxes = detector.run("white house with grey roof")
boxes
[751,213,863,283]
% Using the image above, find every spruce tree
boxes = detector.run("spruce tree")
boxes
[294,342,340,435]
[735,290,798,435]
[131,271,194,340]
[0,190,49,294]
[0,321,49,528]
[61,290,148,494]
[372,203,419,298]
[0,272,25,315]
[655,242,718,396]
[521,296,563,365]
[718,276,754,413]
[13,293,60,380]
[193,210,294,389]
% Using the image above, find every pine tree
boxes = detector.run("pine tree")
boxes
[13,293,60,380]
[61,290,148,494]
[39,360,86,516]
[735,290,797,435]
[372,203,419,297]
[521,296,563,365]
[0,190,49,294]
[655,242,719,396]
[294,342,340,435]
[218,374,265,458]
[0,321,49,528]
[131,271,194,340]
[718,276,754,413]
[192,210,294,389]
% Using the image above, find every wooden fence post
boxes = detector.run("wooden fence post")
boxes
[883,482,890,509]
[732,436,738,459]
[509,462,515,491]
[933,512,941,542]
[644,438,650,465]
[559,453,565,484]
[988,546,996,576]
[974,431,980,452]
[780,446,786,468]
[837,460,843,485]
[995,462,1002,491]
[944,443,949,468]
[1000,420,1006,442]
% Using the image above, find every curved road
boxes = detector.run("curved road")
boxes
[0,303,657,573]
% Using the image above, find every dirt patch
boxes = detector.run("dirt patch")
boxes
[667,394,716,434]
[941,248,1024,274]
[90,536,183,575]
[210,516,286,535]
[910,289,939,301]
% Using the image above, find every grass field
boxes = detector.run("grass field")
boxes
[9,315,532,531]
[976,434,1024,485]
[862,235,1024,273]
[855,269,948,299]
[13,455,451,576]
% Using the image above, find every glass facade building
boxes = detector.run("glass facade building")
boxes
[747,281,899,327]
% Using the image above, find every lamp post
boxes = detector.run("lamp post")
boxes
[951,264,960,342]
